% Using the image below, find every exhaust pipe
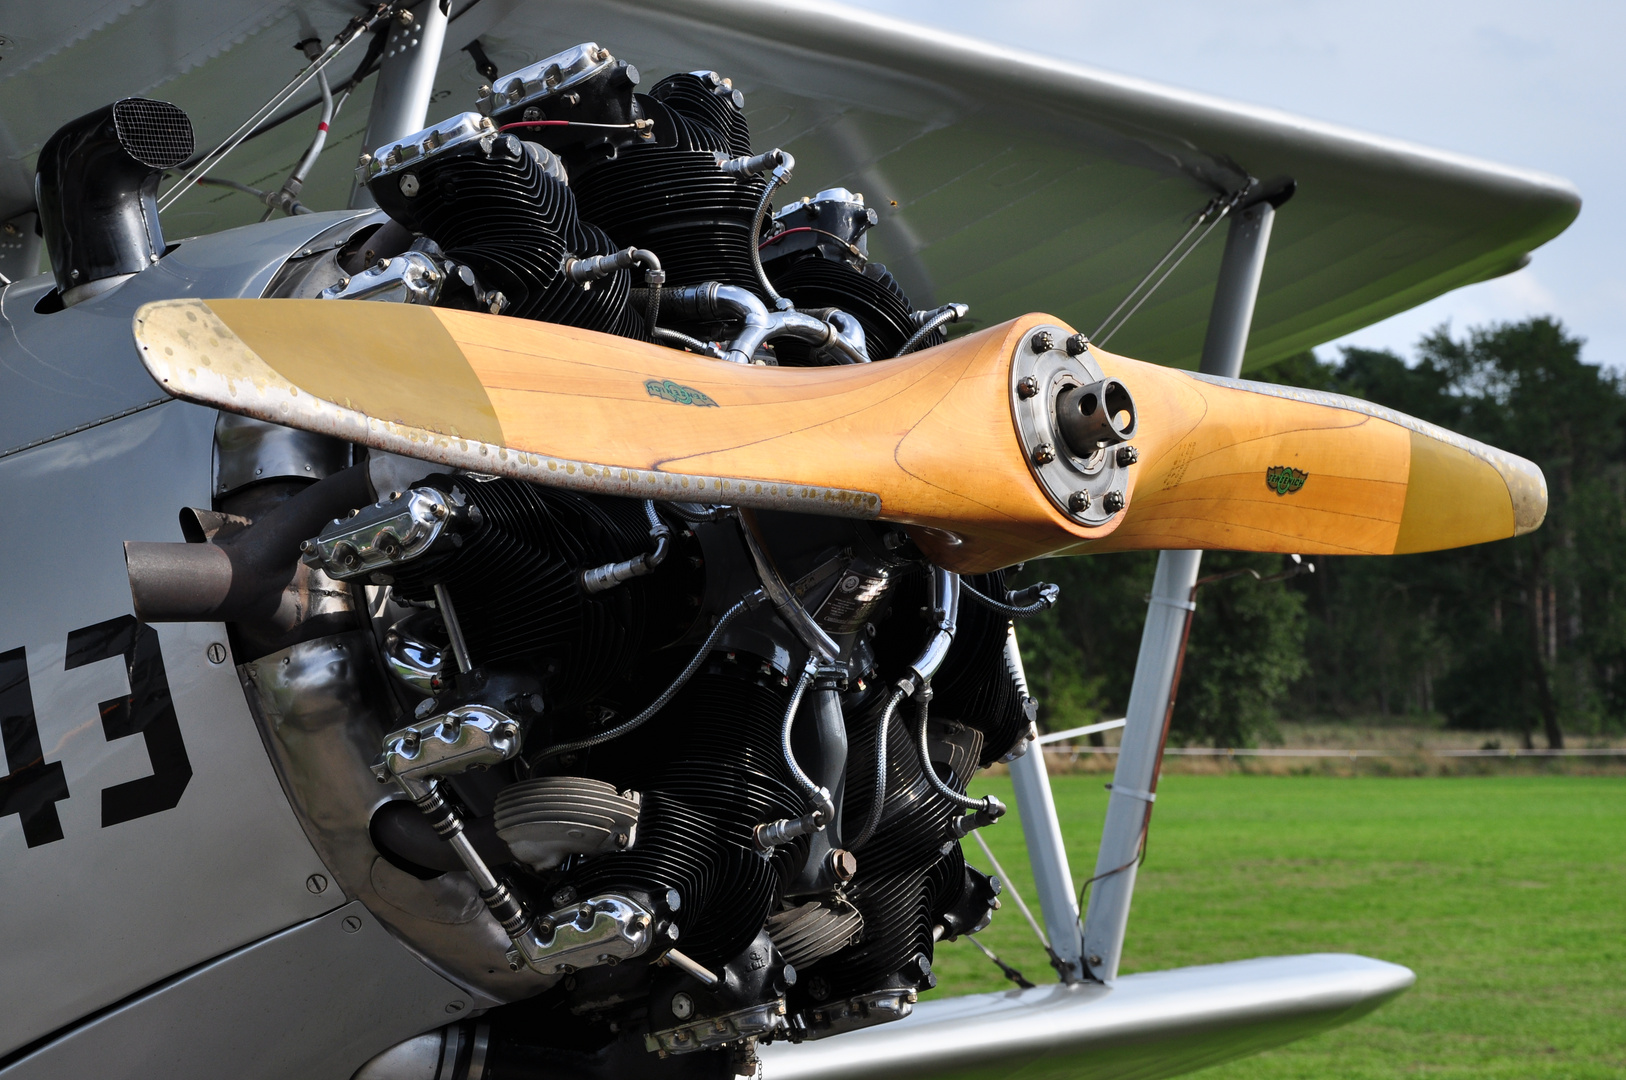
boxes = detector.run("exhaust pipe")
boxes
[125,464,373,625]
[35,98,193,306]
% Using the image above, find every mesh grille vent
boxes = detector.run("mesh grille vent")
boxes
[112,99,193,168]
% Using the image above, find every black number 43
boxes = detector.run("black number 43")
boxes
[0,616,193,847]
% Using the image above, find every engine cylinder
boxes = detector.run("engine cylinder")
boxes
[566,664,807,970]
[387,477,700,713]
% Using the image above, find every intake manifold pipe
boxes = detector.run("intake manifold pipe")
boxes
[35,98,194,306]
[904,568,961,693]
[651,282,869,365]
[124,463,374,623]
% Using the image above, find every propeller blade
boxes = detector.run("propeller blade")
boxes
[132,299,1542,573]
[1078,352,1547,556]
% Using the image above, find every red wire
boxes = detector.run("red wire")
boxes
[758,226,813,250]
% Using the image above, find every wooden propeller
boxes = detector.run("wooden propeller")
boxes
[132,299,1544,574]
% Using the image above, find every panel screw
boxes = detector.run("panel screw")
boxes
[1116,445,1139,467]
[341,915,363,934]
[206,642,228,664]
[1016,375,1039,398]
[1068,491,1092,514]
[1103,491,1126,513]
[445,1000,466,1014]
[306,873,329,894]
[1029,330,1055,353]
[1089,954,1104,966]
[1031,443,1056,464]
[1066,333,1090,356]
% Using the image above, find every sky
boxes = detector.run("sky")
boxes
[840,0,1625,365]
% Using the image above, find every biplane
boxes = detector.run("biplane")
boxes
[0,3,1576,1078]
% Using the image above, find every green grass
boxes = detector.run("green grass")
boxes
[929,774,1626,1078]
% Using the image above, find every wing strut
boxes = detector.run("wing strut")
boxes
[1082,193,1278,981]
[349,0,451,209]
[1006,194,1281,984]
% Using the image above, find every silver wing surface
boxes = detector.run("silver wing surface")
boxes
[760,954,1414,1080]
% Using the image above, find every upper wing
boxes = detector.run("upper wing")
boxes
[1,0,1578,369]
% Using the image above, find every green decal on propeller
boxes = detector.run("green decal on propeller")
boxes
[645,379,718,407]
[1266,465,1308,496]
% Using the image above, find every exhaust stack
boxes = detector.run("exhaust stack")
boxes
[35,98,193,306]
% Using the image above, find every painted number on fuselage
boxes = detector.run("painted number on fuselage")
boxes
[0,617,192,846]
[0,646,70,846]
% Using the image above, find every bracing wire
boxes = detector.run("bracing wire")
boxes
[158,6,392,212]
[1091,186,1252,346]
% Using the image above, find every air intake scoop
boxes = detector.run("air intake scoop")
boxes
[35,98,193,305]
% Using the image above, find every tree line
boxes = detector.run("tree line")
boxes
[1013,318,1626,748]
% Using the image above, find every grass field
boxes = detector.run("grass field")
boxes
[927,774,1625,1078]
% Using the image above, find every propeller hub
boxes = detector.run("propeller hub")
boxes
[1055,378,1137,457]
[1007,322,1139,526]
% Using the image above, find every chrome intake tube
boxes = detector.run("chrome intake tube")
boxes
[896,568,1004,833]
[755,655,841,853]
[650,282,870,365]
[905,568,961,692]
